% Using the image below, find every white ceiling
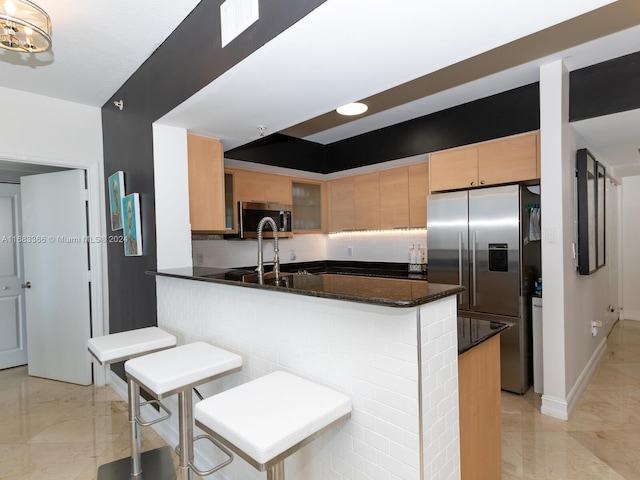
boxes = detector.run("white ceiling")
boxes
[0,0,201,106]
[1,0,639,179]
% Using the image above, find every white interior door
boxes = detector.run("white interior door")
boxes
[0,183,28,369]
[21,170,92,385]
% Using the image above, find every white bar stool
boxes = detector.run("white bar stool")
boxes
[87,326,177,480]
[125,341,242,480]
[194,371,352,480]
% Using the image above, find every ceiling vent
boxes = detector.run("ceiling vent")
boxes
[220,0,259,48]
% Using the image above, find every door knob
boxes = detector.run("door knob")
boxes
[21,282,31,289]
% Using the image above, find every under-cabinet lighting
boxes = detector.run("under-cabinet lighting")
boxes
[328,228,426,237]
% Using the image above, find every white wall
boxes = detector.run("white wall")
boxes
[621,176,640,320]
[152,124,193,269]
[0,85,107,383]
[192,230,428,268]
[539,61,620,420]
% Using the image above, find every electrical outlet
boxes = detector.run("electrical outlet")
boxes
[195,254,204,265]
[347,246,353,257]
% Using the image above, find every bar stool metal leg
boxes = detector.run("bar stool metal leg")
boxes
[128,377,143,477]
[267,462,285,480]
[178,388,194,480]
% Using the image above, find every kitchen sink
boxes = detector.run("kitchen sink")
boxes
[240,270,296,286]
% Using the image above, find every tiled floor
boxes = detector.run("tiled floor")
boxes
[0,366,176,480]
[502,320,640,479]
[1,320,639,479]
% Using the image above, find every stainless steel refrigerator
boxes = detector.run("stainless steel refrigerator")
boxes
[427,184,541,394]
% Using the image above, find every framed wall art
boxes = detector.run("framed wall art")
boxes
[108,171,125,231]
[122,193,142,256]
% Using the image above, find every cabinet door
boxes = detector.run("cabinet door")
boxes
[478,132,538,185]
[235,170,292,204]
[187,134,226,232]
[354,172,380,230]
[292,180,323,232]
[329,177,355,232]
[429,146,478,192]
[235,170,267,202]
[408,163,429,228]
[264,174,292,204]
[458,334,502,480]
[380,167,409,229]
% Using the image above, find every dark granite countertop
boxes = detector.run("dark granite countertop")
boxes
[457,316,510,355]
[149,265,461,308]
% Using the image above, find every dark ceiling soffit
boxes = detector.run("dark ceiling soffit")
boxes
[227,83,540,174]
[226,133,326,171]
[281,0,640,139]
[569,49,640,122]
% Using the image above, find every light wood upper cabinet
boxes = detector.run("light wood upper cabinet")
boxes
[187,134,226,232]
[354,172,380,230]
[478,133,538,186]
[328,163,429,232]
[329,177,355,232]
[429,131,539,193]
[429,146,478,192]
[234,169,292,205]
[380,167,409,230]
[408,162,429,228]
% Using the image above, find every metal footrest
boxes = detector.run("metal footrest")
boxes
[175,433,234,477]
[136,399,171,426]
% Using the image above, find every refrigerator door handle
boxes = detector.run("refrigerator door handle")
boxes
[472,230,478,306]
[458,232,463,305]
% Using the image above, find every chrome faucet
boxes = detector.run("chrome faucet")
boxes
[256,216,280,280]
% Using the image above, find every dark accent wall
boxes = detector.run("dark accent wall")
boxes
[101,0,327,378]
[226,133,326,170]
[325,83,540,172]
[570,50,640,121]
[226,83,540,173]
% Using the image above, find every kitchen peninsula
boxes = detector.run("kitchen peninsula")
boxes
[150,267,501,479]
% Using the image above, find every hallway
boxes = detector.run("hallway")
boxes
[502,320,640,479]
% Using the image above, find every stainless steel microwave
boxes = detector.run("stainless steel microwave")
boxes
[238,201,293,239]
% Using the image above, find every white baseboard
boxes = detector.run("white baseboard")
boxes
[622,310,640,321]
[540,394,568,420]
[540,336,607,420]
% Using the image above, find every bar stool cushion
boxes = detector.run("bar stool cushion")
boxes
[88,327,176,364]
[194,371,351,465]
[125,341,242,396]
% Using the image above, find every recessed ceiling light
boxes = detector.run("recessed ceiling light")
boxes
[336,102,368,116]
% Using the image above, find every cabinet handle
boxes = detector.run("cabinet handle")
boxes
[480,180,486,185]
[470,181,475,186]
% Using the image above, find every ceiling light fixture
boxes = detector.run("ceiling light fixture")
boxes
[0,0,51,53]
[336,102,368,116]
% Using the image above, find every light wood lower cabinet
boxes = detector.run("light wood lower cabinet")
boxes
[187,134,226,232]
[458,334,502,480]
